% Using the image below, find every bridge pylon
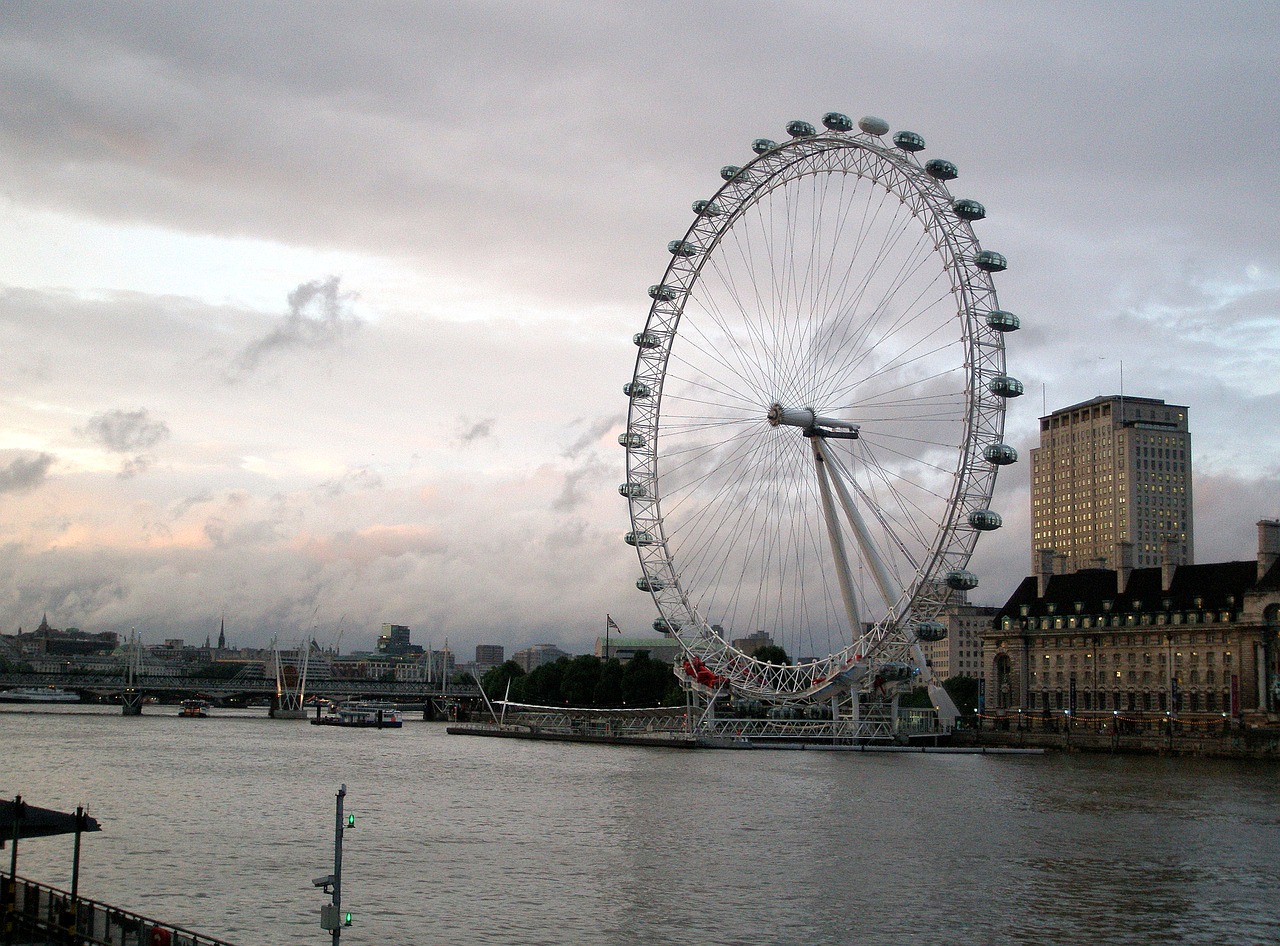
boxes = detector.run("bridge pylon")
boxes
[121,630,144,716]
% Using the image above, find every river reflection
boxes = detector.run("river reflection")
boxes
[3,706,1277,945]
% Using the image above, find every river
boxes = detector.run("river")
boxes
[3,705,1277,946]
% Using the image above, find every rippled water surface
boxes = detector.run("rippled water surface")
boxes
[3,705,1278,945]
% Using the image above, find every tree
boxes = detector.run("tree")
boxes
[481,660,524,699]
[942,675,981,715]
[562,654,603,706]
[620,652,682,706]
[594,658,624,706]
[753,644,791,666]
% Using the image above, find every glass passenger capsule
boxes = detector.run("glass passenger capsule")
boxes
[653,618,681,635]
[915,621,948,643]
[618,431,646,449]
[983,443,1019,465]
[623,381,651,399]
[985,309,1021,332]
[968,509,1003,531]
[786,120,817,137]
[618,482,647,498]
[988,375,1024,398]
[691,199,722,216]
[857,115,890,136]
[668,239,699,258]
[878,661,913,682]
[751,138,778,154]
[633,331,661,349]
[953,198,986,221]
[636,576,665,593]
[925,159,958,181]
[893,130,925,152]
[625,530,656,547]
[975,250,1007,272]
[822,112,854,132]
[648,284,678,301]
[720,165,744,182]
[946,569,980,590]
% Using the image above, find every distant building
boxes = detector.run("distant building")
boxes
[377,624,413,656]
[474,644,505,669]
[513,644,569,672]
[983,520,1280,719]
[921,594,997,680]
[731,631,774,656]
[7,615,119,656]
[1031,395,1193,572]
[593,635,680,665]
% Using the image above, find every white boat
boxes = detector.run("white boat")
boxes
[0,686,80,704]
[179,699,210,718]
[311,702,403,728]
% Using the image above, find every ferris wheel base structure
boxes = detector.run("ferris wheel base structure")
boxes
[622,112,1020,731]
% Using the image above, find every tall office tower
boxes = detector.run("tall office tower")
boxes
[1030,395,1193,572]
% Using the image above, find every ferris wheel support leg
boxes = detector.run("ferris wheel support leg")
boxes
[911,641,959,730]
[820,444,900,614]
[810,438,863,636]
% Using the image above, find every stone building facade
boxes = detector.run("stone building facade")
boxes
[983,521,1280,720]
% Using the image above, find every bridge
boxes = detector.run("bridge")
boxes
[0,670,479,709]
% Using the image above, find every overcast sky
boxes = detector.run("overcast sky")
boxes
[1,1,1277,657]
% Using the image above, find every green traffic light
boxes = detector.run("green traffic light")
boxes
[343,912,353,927]
[345,813,355,827]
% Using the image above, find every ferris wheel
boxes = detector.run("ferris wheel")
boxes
[620,113,1021,716]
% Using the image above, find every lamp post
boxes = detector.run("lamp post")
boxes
[317,785,353,944]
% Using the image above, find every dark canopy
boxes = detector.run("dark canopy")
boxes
[1,797,101,847]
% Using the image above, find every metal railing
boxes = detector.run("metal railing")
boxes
[460,703,941,744]
[1,872,238,946]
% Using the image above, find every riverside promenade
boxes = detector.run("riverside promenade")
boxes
[955,711,1280,759]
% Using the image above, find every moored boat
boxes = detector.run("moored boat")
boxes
[311,702,402,728]
[0,686,80,704]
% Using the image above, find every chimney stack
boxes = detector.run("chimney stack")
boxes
[1036,548,1056,598]
[1259,519,1280,581]
[1161,537,1176,593]
[1115,541,1135,594]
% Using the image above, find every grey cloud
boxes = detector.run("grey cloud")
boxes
[562,414,625,460]
[320,468,384,498]
[230,277,361,376]
[457,418,496,444]
[553,456,610,513]
[82,408,170,453]
[0,453,54,493]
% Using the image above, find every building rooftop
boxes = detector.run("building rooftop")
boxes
[996,560,1265,621]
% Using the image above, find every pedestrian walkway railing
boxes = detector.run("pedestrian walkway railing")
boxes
[1,872,238,946]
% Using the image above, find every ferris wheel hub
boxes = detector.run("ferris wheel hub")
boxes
[767,403,859,437]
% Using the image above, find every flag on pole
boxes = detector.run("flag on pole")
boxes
[606,615,619,630]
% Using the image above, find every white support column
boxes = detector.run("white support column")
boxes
[820,445,901,614]
[811,437,863,638]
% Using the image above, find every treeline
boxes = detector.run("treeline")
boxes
[900,675,981,714]
[480,653,683,708]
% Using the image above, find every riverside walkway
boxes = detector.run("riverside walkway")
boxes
[1,872,236,946]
